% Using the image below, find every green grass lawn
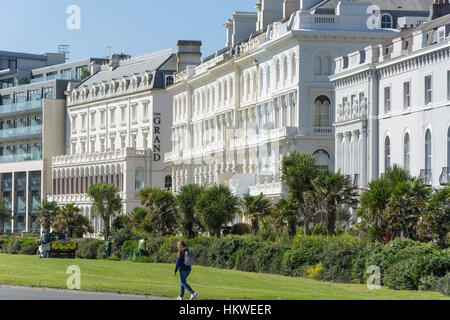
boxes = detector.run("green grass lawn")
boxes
[0,254,448,300]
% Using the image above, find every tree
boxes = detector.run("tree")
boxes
[273,197,298,238]
[357,178,391,229]
[281,151,319,235]
[311,171,359,235]
[176,184,205,238]
[419,186,450,249]
[385,179,431,240]
[141,187,178,236]
[35,200,59,233]
[195,185,239,237]
[0,198,13,232]
[238,193,272,234]
[88,183,122,239]
[53,203,93,238]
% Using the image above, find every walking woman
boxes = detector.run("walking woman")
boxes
[174,241,197,300]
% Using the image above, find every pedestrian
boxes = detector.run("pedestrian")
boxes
[138,237,148,257]
[174,241,197,301]
[104,236,112,259]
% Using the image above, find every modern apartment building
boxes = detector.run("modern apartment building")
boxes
[165,0,432,198]
[331,2,450,188]
[47,50,178,234]
[0,51,105,233]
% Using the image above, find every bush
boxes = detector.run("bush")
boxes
[121,240,138,260]
[231,238,261,272]
[18,240,38,255]
[434,273,450,296]
[3,238,23,254]
[384,258,419,290]
[112,228,135,257]
[230,223,251,235]
[0,238,11,250]
[153,236,182,263]
[207,236,245,269]
[254,242,285,274]
[76,239,104,259]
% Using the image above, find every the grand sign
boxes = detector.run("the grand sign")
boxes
[153,112,161,162]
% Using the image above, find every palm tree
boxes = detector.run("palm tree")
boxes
[274,197,298,237]
[35,200,59,233]
[385,179,431,240]
[311,171,359,235]
[384,164,411,188]
[176,184,205,238]
[419,186,450,249]
[87,183,122,239]
[53,203,92,237]
[141,187,178,236]
[357,178,391,229]
[238,193,272,234]
[281,151,319,236]
[195,185,239,237]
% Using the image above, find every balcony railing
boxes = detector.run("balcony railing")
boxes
[0,99,42,116]
[420,169,433,186]
[0,152,42,164]
[30,73,78,84]
[0,125,42,141]
[353,174,360,187]
[439,167,449,186]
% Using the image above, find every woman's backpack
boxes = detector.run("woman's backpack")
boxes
[184,251,195,266]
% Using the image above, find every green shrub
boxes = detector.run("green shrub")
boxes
[254,242,285,274]
[0,238,11,250]
[107,256,121,262]
[280,249,308,277]
[230,223,252,235]
[3,238,23,254]
[121,240,138,260]
[112,228,135,257]
[231,238,261,272]
[434,273,450,296]
[384,258,419,290]
[76,239,104,259]
[18,240,38,255]
[207,236,245,269]
[153,236,183,263]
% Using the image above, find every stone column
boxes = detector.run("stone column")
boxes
[360,123,368,186]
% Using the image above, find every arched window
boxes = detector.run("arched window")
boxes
[385,136,391,170]
[447,127,450,168]
[283,57,288,83]
[275,59,280,87]
[165,175,172,191]
[266,66,271,94]
[223,81,228,103]
[314,56,322,75]
[314,150,331,171]
[135,167,144,191]
[291,53,297,80]
[404,133,411,173]
[380,14,393,29]
[322,56,331,76]
[425,130,432,171]
[314,96,330,127]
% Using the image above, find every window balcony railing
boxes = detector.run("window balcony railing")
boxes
[353,174,360,187]
[0,152,42,164]
[0,125,42,140]
[420,169,433,186]
[30,73,78,84]
[0,99,42,116]
[439,167,449,186]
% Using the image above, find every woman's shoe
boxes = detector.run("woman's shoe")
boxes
[190,293,197,300]
[177,296,184,300]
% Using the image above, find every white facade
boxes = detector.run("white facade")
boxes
[166,0,402,198]
[48,50,176,233]
[331,15,450,188]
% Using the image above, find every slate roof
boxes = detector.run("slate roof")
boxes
[311,0,433,11]
[79,49,175,88]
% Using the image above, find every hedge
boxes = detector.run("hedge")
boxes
[1,233,449,296]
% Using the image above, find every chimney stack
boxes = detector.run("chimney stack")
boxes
[109,54,120,70]
[429,0,450,21]
[177,40,202,73]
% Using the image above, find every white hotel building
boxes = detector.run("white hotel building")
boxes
[48,50,179,233]
[165,0,431,198]
[331,3,450,188]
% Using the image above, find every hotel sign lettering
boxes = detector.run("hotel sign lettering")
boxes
[153,112,161,162]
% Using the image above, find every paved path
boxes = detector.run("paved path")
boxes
[0,285,168,300]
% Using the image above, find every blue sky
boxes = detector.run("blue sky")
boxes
[1,0,256,61]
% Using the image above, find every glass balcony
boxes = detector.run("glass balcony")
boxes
[0,99,42,116]
[30,73,76,84]
[420,169,433,186]
[0,152,42,164]
[439,167,449,186]
[0,125,42,141]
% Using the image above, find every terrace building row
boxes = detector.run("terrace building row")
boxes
[164,0,432,198]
